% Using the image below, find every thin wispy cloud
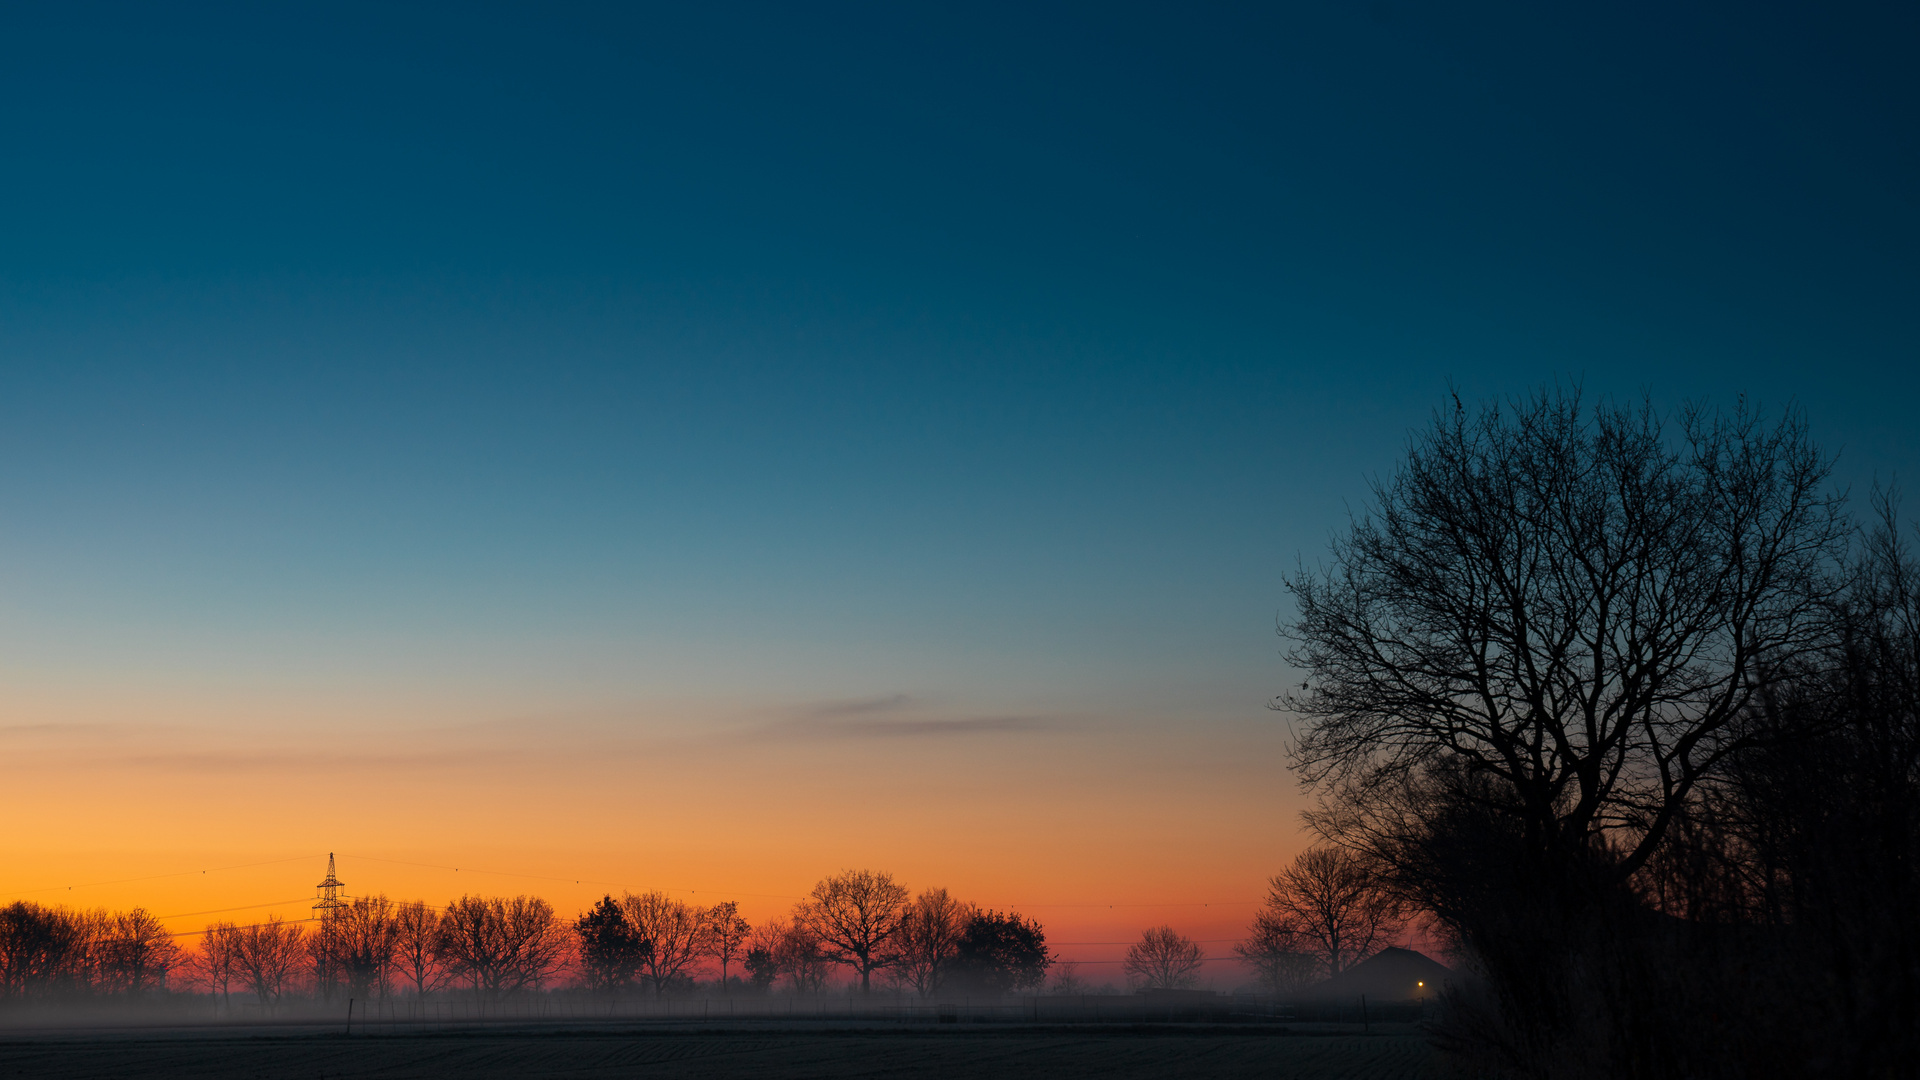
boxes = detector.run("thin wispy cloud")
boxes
[112,749,505,775]
[825,715,1055,738]
[771,695,1062,739]
[799,694,917,719]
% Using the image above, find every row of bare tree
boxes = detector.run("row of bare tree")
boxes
[192,895,569,1007]
[4,895,588,1007]
[0,904,179,998]
[579,871,1050,997]
[5,885,1341,1004]
[0,869,1060,1005]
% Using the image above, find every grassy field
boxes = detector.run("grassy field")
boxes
[0,1024,1443,1079]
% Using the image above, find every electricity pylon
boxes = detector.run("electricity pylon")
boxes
[312,853,349,1002]
[314,852,348,918]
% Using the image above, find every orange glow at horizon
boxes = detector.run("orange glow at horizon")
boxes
[1,689,1307,984]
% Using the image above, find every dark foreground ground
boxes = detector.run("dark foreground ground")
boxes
[0,1023,1441,1079]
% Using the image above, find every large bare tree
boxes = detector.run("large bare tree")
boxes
[391,900,444,1002]
[797,869,909,993]
[1234,910,1318,997]
[233,916,307,1008]
[435,895,565,1001]
[699,901,751,991]
[620,891,704,995]
[1284,389,1848,876]
[0,902,89,998]
[769,918,833,993]
[893,887,971,997]
[1255,846,1401,977]
[1122,926,1203,990]
[330,896,398,1000]
[187,922,241,1009]
[99,908,181,996]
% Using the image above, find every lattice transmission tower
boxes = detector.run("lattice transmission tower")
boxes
[314,852,348,918]
[312,853,350,1001]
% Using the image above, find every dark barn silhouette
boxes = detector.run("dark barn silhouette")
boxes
[1307,946,1453,1003]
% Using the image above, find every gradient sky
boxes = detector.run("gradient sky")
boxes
[2,2,1917,981]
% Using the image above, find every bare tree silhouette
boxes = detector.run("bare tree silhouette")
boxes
[619,892,704,996]
[186,921,241,1009]
[99,908,181,996]
[755,917,831,993]
[0,902,88,998]
[797,869,909,993]
[234,916,306,1009]
[1287,389,1846,876]
[893,887,970,997]
[330,895,398,1000]
[391,900,444,1001]
[435,895,565,1002]
[1258,846,1401,978]
[1282,387,1856,1076]
[742,920,782,992]
[699,900,751,991]
[1233,909,1318,996]
[1630,493,1920,1078]
[1122,926,1203,990]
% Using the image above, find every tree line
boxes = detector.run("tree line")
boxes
[0,869,1064,1006]
[0,904,179,998]
[559,870,1052,998]
[3,873,1402,1008]
[2,867,1327,1007]
[1279,387,1920,1079]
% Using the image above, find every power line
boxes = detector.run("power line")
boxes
[158,897,313,920]
[1052,956,1240,965]
[9,849,1260,924]
[340,853,633,891]
[1006,902,1258,908]
[163,915,320,941]
[0,854,323,901]
[1051,939,1242,945]
[338,853,805,902]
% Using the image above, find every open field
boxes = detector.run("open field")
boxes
[0,1023,1443,1079]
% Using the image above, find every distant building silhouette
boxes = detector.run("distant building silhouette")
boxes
[1305,946,1452,1002]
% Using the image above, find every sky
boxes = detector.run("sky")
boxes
[1,1,1917,982]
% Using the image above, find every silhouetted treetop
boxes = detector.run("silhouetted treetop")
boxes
[947,909,1051,995]
[797,869,909,994]
[574,895,648,993]
[1123,925,1203,991]
[1282,387,1848,875]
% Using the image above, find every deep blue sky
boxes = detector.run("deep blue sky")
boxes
[2,1,1916,731]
